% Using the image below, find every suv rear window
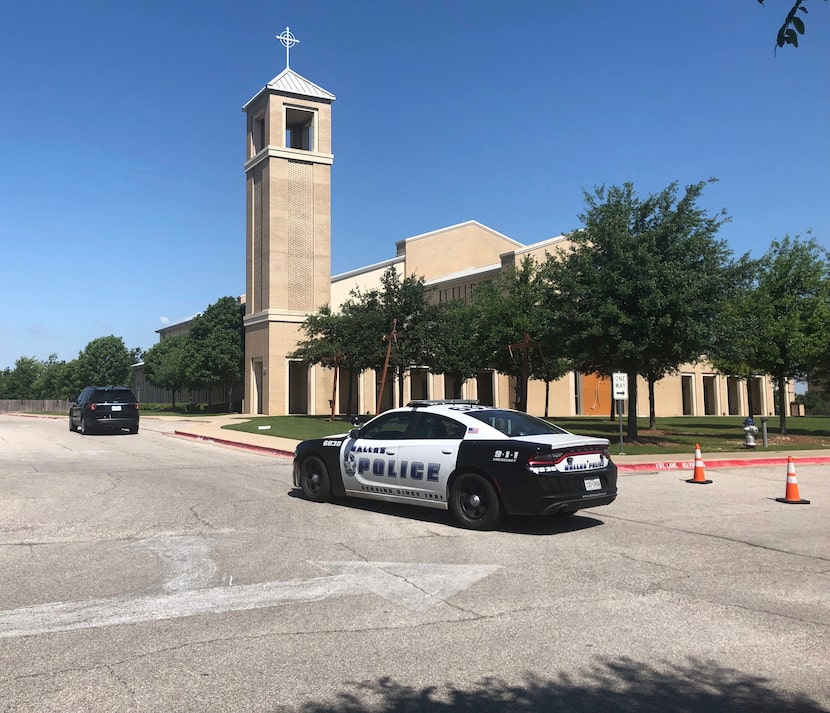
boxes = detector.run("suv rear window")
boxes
[92,388,137,403]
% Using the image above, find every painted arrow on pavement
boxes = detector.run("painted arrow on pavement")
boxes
[0,561,499,639]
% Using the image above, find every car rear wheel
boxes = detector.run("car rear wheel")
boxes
[129,425,139,434]
[79,417,92,435]
[299,456,331,502]
[449,473,502,530]
[69,418,76,432]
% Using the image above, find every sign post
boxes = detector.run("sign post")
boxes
[612,372,628,455]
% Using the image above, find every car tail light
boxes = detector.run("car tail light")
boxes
[527,450,565,468]
[89,403,97,411]
[134,403,140,410]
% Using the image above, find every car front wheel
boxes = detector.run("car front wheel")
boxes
[449,473,502,530]
[299,456,331,502]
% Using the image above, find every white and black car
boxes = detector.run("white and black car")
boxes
[293,401,617,529]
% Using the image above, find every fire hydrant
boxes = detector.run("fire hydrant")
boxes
[743,417,758,448]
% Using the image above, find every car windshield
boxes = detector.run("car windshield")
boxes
[468,410,568,437]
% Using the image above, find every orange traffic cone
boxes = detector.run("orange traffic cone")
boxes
[686,443,712,484]
[775,456,810,504]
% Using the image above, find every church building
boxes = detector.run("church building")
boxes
[232,30,785,420]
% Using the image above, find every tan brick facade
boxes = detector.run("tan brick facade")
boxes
[242,70,335,415]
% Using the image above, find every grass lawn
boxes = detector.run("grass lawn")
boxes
[222,414,830,455]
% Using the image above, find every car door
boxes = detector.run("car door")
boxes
[393,412,466,504]
[70,388,89,428]
[342,411,414,498]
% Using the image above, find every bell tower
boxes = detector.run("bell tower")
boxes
[242,28,335,414]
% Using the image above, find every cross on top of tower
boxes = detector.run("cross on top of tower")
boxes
[276,26,300,69]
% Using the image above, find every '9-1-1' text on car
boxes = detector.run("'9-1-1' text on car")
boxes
[293,401,617,529]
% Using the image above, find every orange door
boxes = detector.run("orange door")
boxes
[581,373,613,416]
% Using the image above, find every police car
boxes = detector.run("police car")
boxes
[293,400,617,530]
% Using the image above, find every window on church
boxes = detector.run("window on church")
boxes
[252,115,266,154]
[285,107,314,151]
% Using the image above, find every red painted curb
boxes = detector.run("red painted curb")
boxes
[2,412,64,420]
[172,430,294,459]
[617,456,830,472]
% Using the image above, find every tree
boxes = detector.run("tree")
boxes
[746,235,830,434]
[75,336,132,389]
[541,180,738,438]
[143,336,191,408]
[708,259,766,417]
[0,356,43,399]
[378,268,439,407]
[291,304,362,415]
[758,0,827,50]
[341,267,436,411]
[32,354,76,400]
[429,299,482,399]
[187,297,244,405]
[471,258,568,413]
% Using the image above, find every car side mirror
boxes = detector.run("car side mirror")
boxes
[349,428,359,439]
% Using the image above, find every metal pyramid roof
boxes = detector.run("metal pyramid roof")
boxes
[243,68,335,109]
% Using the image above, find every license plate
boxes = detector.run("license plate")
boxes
[584,477,602,491]
[111,405,122,411]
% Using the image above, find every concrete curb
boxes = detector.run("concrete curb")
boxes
[172,430,294,458]
[2,413,64,420]
[617,455,830,473]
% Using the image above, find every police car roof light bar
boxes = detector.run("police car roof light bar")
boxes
[406,399,480,407]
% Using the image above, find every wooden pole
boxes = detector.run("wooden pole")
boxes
[507,332,538,412]
[376,318,397,415]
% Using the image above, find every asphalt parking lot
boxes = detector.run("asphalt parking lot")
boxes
[0,414,828,712]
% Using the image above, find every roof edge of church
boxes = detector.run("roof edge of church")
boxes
[332,255,404,283]
[395,220,524,252]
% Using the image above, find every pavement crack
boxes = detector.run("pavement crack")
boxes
[104,664,137,701]
[601,512,830,564]
[189,503,214,530]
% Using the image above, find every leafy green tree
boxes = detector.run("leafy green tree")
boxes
[378,268,439,407]
[0,356,43,399]
[708,259,768,417]
[471,257,568,413]
[186,297,244,404]
[143,336,191,408]
[429,299,481,399]
[340,267,437,411]
[747,236,830,434]
[541,180,738,437]
[292,305,346,366]
[31,354,76,400]
[291,304,363,414]
[74,336,132,390]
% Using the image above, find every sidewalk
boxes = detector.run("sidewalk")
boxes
[164,414,300,458]
[164,414,830,472]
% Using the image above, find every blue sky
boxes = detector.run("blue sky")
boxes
[1,0,828,370]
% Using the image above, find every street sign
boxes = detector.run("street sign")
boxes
[612,372,628,400]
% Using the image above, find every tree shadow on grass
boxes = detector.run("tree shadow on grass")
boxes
[295,657,828,713]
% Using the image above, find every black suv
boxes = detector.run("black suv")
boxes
[69,386,140,434]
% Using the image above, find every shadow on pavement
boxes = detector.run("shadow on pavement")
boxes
[287,488,605,535]
[294,657,828,713]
